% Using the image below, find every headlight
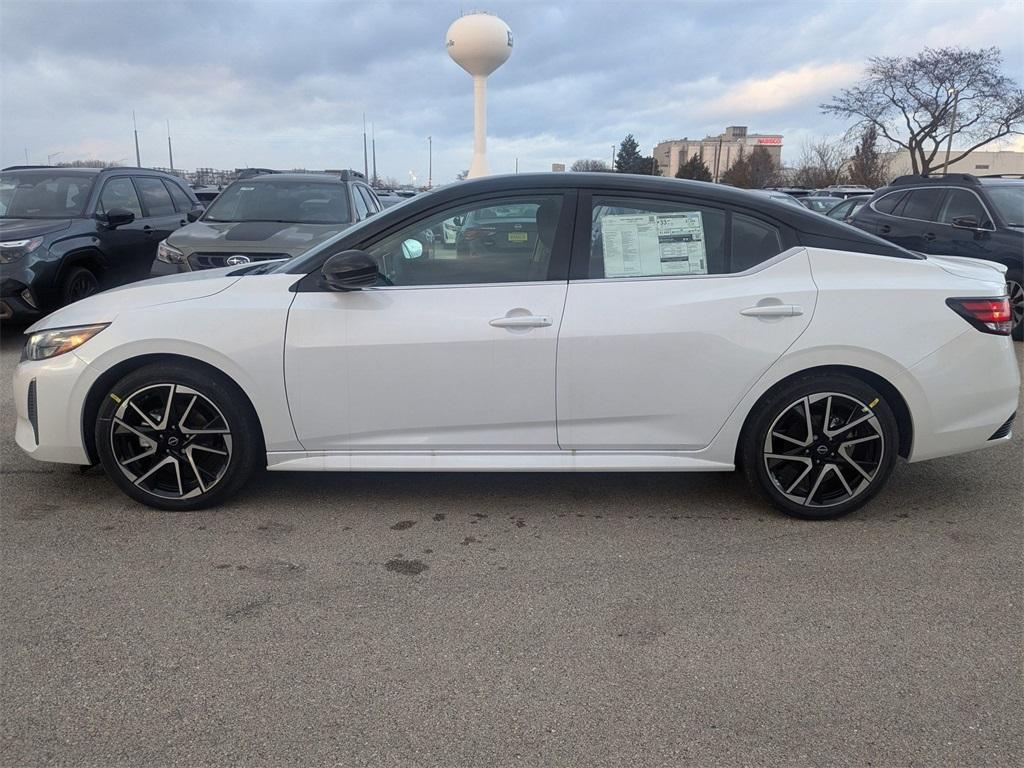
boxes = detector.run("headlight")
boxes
[23,324,109,361]
[0,237,43,264]
[156,240,186,264]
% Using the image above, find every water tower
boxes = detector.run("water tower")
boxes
[446,12,513,178]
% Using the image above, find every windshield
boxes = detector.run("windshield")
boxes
[986,185,1024,226]
[203,179,351,225]
[0,171,95,218]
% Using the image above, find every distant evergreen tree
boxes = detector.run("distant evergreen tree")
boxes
[615,134,644,173]
[675,153,713,181]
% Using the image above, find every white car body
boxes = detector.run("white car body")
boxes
[14,249,1018,473]
[10,173,1020,520]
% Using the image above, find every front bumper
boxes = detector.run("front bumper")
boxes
[13,351,97,465]
[1,278,43,321]
[150,259,191,277]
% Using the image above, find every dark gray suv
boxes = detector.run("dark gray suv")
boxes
[152,170,381,273]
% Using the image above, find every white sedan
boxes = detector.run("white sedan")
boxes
[12,174,1019,520]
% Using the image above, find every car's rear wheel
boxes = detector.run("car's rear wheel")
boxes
[1005,273,1023,341]
[742,374,899,520]
[60,265,100,305]
[95,362,263,511]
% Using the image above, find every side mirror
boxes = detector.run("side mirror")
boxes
[321,250,381,291]
[401,238,425,259]
[951,215,983,231]
[186,208,202,223]
[99,208,135,228]
[453,215,465,226]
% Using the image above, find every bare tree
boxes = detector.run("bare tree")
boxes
[822,47,1024,175]
[571,158,610,172]
[792,137,848,188]
[721,146,780,188]
[455,169,469,181]
[55,159,124,168]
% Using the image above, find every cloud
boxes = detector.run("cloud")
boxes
[1,0,1021,180]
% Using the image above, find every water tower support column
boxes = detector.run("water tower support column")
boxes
[470,75,489,178]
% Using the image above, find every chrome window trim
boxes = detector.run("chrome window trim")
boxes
[569,246,805,285]
[870,186,996,231]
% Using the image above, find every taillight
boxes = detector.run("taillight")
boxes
[461,226,495,241]
[946,297,1013,335]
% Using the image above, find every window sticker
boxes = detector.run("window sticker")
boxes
[601,212,707,277]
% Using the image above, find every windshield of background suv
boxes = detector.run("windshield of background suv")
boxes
[203,179,352,225]
[985,185,1024,226]
[0,172,95,218]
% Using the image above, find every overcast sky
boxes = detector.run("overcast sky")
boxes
[1,0,1022,183]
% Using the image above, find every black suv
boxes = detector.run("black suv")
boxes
[849,173,1024,339]
[0,165,201,321]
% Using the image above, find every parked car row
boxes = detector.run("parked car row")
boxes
[0,165,382,319]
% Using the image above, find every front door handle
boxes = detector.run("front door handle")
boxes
[489,315,552,328]
[879,224,892,234]
[740,304,803,318]
[923,232,936,241]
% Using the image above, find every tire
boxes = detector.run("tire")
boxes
[95,362,263,511]
[741,373,899,520]
[60,265,100,306]
[1005,272,1023,342]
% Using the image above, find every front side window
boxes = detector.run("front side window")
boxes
[0,172,94,218]
[98,178,143,218]
[364,195,563,287]
[938,190,989,226]
[352,187,371,220]
[134,177,175,217]
[204,180,352,225]
[587,197,727,277]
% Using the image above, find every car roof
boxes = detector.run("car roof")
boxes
[231,172,356,184]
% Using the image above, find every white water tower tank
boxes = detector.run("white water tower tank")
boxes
[446,12,513,178]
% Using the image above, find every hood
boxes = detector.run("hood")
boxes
[25,266,244,333]
[0,218,73,240]
[167,219,349,254]
[927,254,1008,284]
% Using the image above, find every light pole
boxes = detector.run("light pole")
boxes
[46,151,63,164]
[427,136,432,189]
[943,87,959,174]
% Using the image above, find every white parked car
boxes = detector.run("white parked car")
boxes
[12,174,1019,519]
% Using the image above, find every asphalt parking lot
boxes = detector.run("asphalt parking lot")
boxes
[0,323,1021,768]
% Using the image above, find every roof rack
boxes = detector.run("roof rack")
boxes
[891,173,981,186]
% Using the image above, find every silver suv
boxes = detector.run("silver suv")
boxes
[151,170,381,273]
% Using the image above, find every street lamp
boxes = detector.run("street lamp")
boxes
[427,136,432,189]
[943,87,959,174]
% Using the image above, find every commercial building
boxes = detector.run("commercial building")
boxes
[653,126,783,181]
[880,148,1024,177]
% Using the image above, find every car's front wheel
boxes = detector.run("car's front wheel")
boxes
[1006,272,1023,341]
[95,362,263,510]
[742,374,899,520]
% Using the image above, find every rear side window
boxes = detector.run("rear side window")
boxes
[872,191,905,214]
[134,177,175,216]
[352,187,371,220]
[588,197,727,278]
[894,188,945,221]
[938,190,988,226]
[358,186,379,213]
[163,179,194,213]
[732,214,784,272]
[97,177,143,218]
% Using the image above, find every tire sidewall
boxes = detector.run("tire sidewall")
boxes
[61,265,99,305]
[742,374,900,520]
[1006,270,1023,342]
[95,362,262,511]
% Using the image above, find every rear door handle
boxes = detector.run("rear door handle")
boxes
[143,225,154,237]
[740,304,803,317]
[490,315,552,328]
[879,224,892,234]
[923,232,936,241]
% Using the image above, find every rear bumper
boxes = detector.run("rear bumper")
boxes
[898,330,1020,462]
[13,352,96,465]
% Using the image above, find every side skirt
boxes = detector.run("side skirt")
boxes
[265,451,735,472]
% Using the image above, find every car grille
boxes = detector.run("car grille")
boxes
[27,378,38,445]
[188,252,291,270]
[988,412,1015,440]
